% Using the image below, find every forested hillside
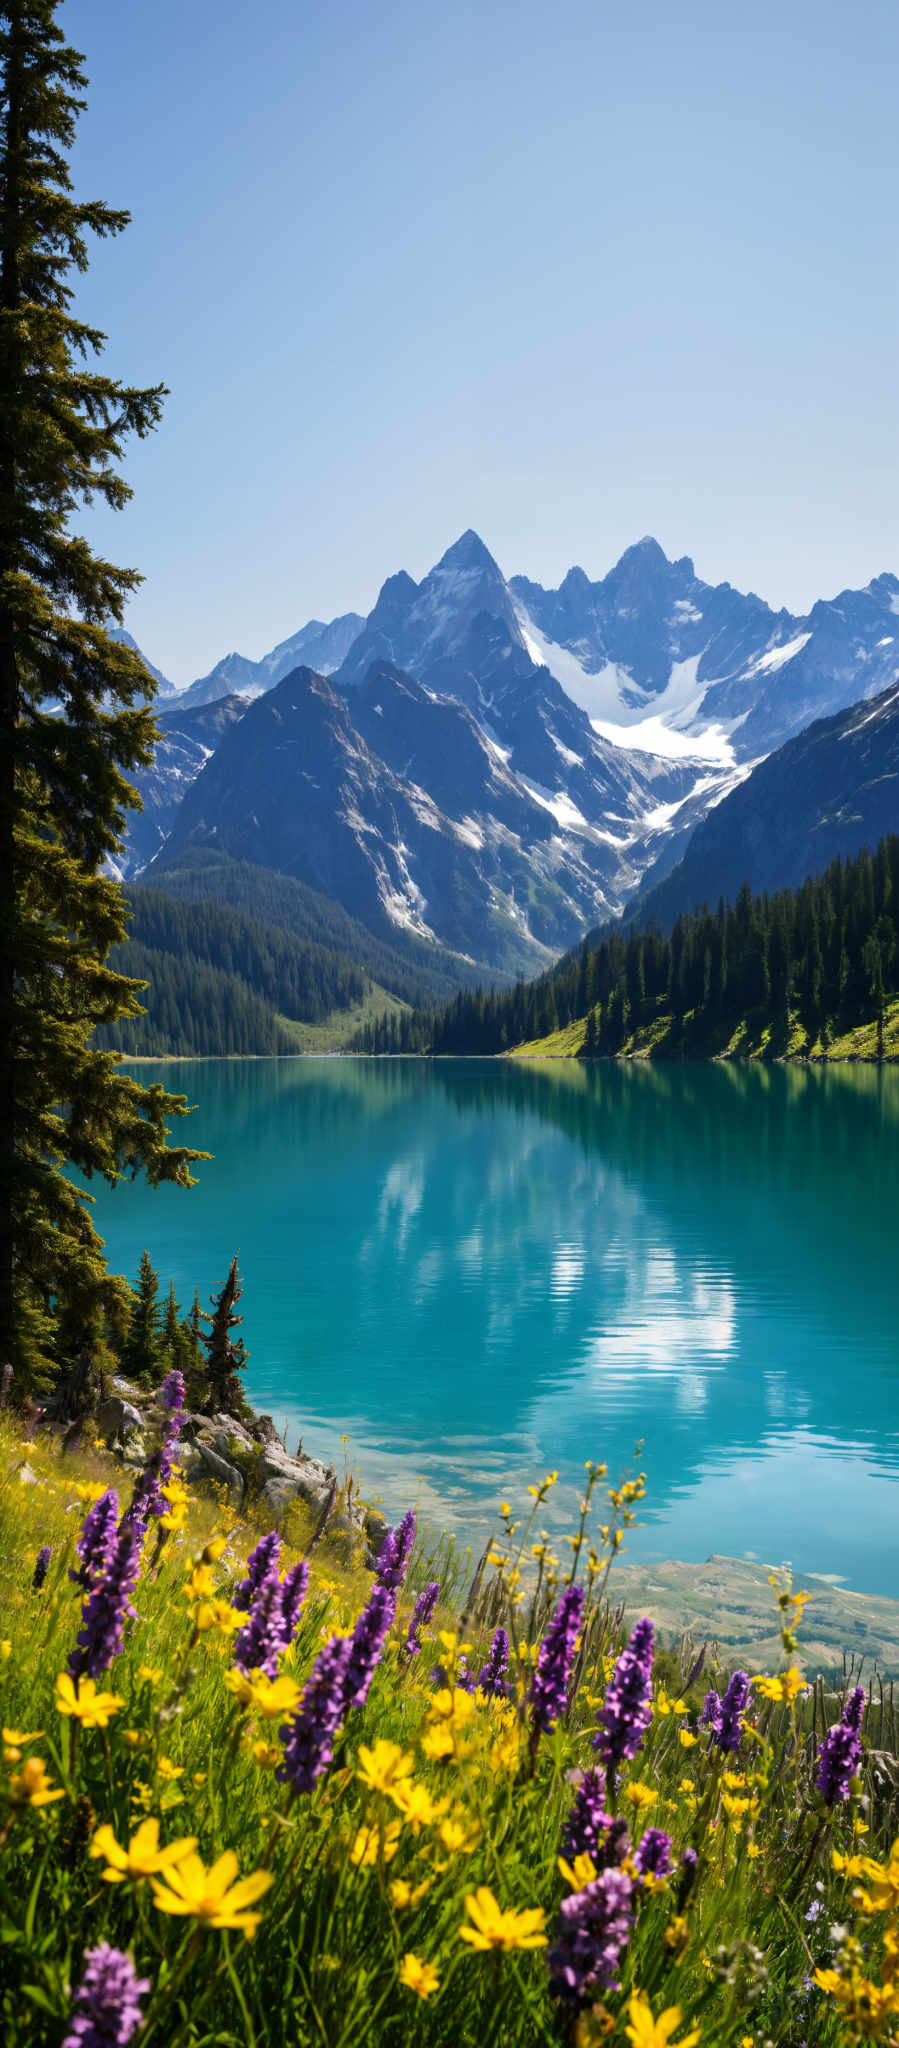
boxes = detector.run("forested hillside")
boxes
[356,835,899,1061]
[148,849,495,1003]
[94,891,387,1056]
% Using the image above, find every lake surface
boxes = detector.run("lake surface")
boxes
[91,1058,899,1593]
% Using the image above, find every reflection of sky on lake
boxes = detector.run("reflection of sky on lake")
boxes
[89,1057,899,1592]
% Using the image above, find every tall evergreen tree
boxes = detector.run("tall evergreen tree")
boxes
[200,1255,249,1416]
[119,1248,161,1388]
[0,1,203,1396]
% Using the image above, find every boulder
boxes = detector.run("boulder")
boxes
[182,1438,245,1501]
[97,1395,144,1446]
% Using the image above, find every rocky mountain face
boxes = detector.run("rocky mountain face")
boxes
[629,680,899,927]
[117,694,249,877]
[510,543,899,761]
[152,663,706,973]
[176,612,365,709]
[122,528,898,965]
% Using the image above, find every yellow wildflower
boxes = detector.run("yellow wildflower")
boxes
[357,1738,415,1796]
[224,1670,302,1719]
[137,1666,162,1686]
[419,1724,455,1762]
[753,1667,805,1704]
[391,1780,448,1832]
[655,1688,688,1717]
[350,1818,401,1866]
[0,1643,10,1663]
[151,1849,272,1937]
[678,1730,698,1748]
[438,1814,480,1855]
[558,1852,598,1890]
[624,1992,701,2046]
[624,1781,656,1811]
[664,1916,690,1956]
[722,1794,752,1820]
[460,1887,547,1952]
[195,1599,243,1637]
[157,1758,183,1783]
[250,1741,280,1770]
[6,1757,64,1807]
[390,1877,431,1909]
[55,1674,124,1728]
[91,1817,198,1882]
[398,1953,439,1999]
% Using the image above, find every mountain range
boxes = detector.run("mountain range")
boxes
[117,529,899,979]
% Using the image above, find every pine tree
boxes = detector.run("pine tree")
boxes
[200,1255,249,1416]
[162,1279,184,1370]
[120,1249,162,1388]
[0,1,205,1396]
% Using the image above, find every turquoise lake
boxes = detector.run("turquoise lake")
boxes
[91,1058,899,1593]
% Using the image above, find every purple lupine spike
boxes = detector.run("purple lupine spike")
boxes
[456,1655,477,1694]
[277,1633,354,1795]
[342,1583,397,1711]
[633,1827,672,1880]
[32,1545,52,1592]
[233,1574,285,1679]
[815,1686,866,1805]
[124,1448,164,1525]
[476,1624,510,1698]
[374,1509,416,1592]
[547,1868,634,2008]
[677,1846,699,1907]
[712,1670,752,1754]
[68,1520,143,1682]
[63,1942,150,2048]
[277,1560,310,1649]
[159,1368,185,1413]
[406,1580,440,1657]
[232,1531,282,1613]
[594,1618,654,1770]
[700,1688,724,1737]
[71,1490,120,1590]
[531,1585,585,1735]
[561,1769,611,1863]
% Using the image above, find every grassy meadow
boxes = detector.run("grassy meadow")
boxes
[2,1414,899,2047]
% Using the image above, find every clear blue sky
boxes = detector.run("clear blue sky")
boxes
[68,0,898,683]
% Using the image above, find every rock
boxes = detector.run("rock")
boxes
[251,1413,283,1449]
[97,1395,144,1447]
[120,1434,147,1468]
[210,1412,256,1449]
[363,1507,388,1552]
[111,1375,144,1404]
[183,1439,245,1501]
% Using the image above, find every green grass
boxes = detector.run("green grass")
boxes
[274,982,410,1053]
[3,1419,899,2046]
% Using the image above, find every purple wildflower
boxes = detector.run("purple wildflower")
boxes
[712,1670,752,1754]
[277,1633,354,1795]
[531,1585,585,1735]
[634,1827,672,1880]
[342,1583,397,1711]
[71,1490,120,1590]
[406,1580,440,1657]
[547,1868,634,2007]
[700,1688,724,1738]
[232,1531,281,1613]
[594,1618,654,1771]
[68,1520,143,1682]
[677,1846,699,1907]
[63,1943,150,2048]
[32,1545,52,1592]
[476,1624,510,1699]
[561,1769,611,1863]
[233,1574,285,1679]
[159,1368,185,1413]
[815,1686,866,1805]
[374,1509,416,1592]
[277,1560,309,1648]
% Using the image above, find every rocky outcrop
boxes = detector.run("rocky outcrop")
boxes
[97,1385,384,1563]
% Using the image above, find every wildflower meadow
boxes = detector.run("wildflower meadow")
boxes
[2,1374,898,2048]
